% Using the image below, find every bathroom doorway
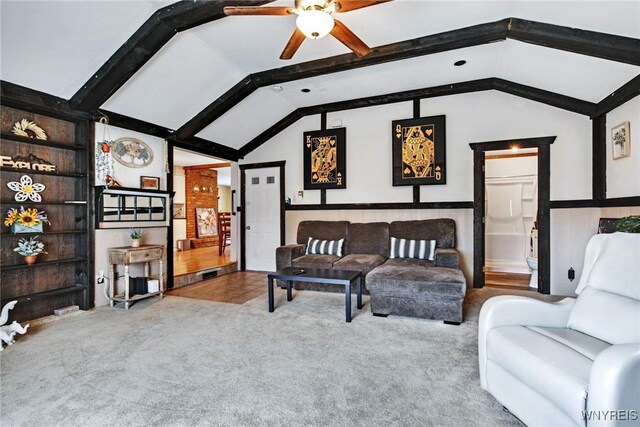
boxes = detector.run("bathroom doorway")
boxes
[469,137,555,294]
[484,149,538,289]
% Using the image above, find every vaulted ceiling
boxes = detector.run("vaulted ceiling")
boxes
[1,0,639,160]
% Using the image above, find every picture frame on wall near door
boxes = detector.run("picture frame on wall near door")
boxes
[612,121,631,159]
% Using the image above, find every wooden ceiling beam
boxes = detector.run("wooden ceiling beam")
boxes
[592,74,640,118]
[508,18,640,67]
[183,163,232,170]
[180,17,638,140]
[238,78,597,157]
[68,0,274,113]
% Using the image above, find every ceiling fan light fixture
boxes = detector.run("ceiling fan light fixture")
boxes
[296,9,334,39]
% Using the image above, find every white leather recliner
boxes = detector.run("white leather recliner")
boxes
[479,232,640,426]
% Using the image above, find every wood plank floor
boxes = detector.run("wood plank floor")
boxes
[173,246,233,276]
[485,271,532,289]
[167,272,268,304]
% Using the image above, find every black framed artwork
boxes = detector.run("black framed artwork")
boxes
[303,127,347,190]
[392,115,446,186]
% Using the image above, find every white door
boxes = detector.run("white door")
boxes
[245,167,281,271]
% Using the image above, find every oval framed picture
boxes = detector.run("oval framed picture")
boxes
[112,137,154,168]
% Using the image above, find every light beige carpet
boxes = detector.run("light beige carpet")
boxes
[0,287,542,426]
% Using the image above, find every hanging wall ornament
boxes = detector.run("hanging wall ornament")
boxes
[95,117,115,186]
[7,175,45,202]
[11,119,47,140]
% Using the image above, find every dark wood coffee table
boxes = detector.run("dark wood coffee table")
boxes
[267,267,362,322]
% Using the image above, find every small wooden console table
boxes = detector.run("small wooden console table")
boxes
[108,245,164,310]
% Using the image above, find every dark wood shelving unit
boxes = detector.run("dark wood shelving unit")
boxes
[0,167,86,178]
[1,133,86,150]
[1,257,88,271]
[0,105,93,322]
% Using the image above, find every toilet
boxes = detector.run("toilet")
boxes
[526,229,538,289]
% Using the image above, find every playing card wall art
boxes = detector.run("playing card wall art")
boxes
[392,115,446,186]
[303,128,346,190]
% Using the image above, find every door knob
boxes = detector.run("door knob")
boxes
[246,226,251,230]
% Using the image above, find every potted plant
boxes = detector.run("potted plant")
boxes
[615,215,640,233]
[129,228,143,247]
[13,236,47,265]
[4,206,49,233]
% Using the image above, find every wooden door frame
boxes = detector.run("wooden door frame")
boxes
[469,136,555,294]
[239,161,286,271]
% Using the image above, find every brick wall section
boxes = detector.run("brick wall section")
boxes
[185,168,219,247]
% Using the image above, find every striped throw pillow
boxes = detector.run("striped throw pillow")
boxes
[306,237,344,257]
[390,237,436,261]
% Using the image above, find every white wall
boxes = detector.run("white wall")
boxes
[173,165,186,249]
[243,91,599,293]
[245,91,592,204]
[606,95,640,198]
[218,185,231,212]
[94,124,168,306]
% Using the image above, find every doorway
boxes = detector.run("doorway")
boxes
[469,137,555,294]
[240,161,285,271]
[171,147,235,287]
[484,149,538,289]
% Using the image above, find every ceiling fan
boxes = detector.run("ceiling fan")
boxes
[223,0,390,60]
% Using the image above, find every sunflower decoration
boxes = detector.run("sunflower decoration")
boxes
[6,175,46,202]
[4,206,50,232]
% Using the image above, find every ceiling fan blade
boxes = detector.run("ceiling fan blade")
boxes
[223,6,294,16]
[280,28,306,60]
[330,19,371,57]
[332,0,391,13]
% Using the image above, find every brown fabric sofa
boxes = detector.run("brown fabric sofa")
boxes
[275,219,467,323]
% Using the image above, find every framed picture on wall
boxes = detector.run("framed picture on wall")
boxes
[140,176,160,190]
[392,115,446,186]
[612,121,630,159]
[303,127,347,190]
[195,207,217,237]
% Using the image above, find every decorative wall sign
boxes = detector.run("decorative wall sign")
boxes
[11,119,47,140]
[196,208,218,238]
[303,127,346,190]
[112,137,153,168]
[392,115,446,186]
[140,176,160,190]
[0,154,56,172]
[612,121,630,160]
[6,175,45,202]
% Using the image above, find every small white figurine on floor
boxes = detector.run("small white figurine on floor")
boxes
[0,301,29,351]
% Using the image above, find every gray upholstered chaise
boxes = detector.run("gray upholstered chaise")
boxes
[275,219,467,323]
[366,220,466,323]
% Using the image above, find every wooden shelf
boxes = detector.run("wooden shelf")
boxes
[1,133,85,151]
[0,167,86,178]
[1,200,87,206]
[2,257,88,271]
[0,285,87,305]
[111,291,163,303]
[1,230,86,237]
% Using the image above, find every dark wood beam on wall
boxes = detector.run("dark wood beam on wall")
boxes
[493,79,596,116]
[508,18,640,67]
[170,135,240,162]
[239,110,303,157]
[96,109,174,139]
[592,115,607,201]
[176,76,259,139]
[237,78,594,157]
[69,1,274,113]
[178,20,509,139]
[592,74,640,117]
[1,81,88,121]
